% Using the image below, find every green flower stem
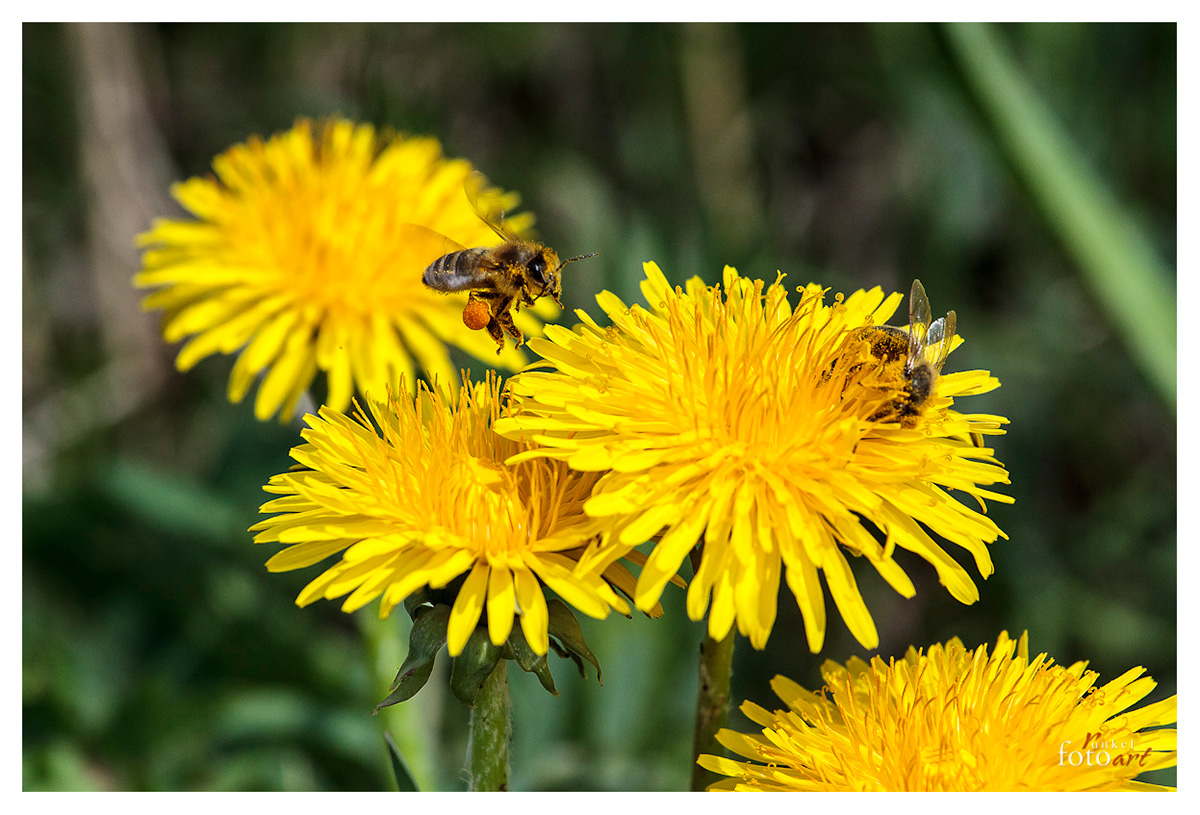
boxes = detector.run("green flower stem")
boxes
[690,629,736,791]
[467,658,511,791]
[942,22,1176,407]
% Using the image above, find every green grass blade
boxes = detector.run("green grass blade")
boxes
[383,731,420,792]
[943,22,1176,407]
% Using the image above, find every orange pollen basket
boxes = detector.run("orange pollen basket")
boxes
[462,300,491,330]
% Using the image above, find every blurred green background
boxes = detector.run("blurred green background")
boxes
[23,22,1176,791]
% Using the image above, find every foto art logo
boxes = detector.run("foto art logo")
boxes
[1058,732,1153,768]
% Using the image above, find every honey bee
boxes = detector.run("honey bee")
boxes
[413,172,596,353]
[842,279,956,427]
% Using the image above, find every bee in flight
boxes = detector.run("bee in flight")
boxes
[411,171,596,353]
[841,279,957,428]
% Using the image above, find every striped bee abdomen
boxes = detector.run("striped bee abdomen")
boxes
[422,247,493,292]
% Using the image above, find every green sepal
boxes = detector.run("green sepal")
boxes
[449,626,504,707]
[374,603,451,712]
[507,623,558,696]
[403,588,434,620]
[546,599,602,684]
[383,731,420,791]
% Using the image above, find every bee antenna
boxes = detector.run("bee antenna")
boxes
[556,252,598,272]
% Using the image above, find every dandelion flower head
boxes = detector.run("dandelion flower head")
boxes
[251,372,639,657]
[699,632,1177,791]
[135,118,554,421]
[497,263,1012,651]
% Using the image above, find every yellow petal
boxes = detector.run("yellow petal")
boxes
[486,563,516,646]
[514,568,549,654]
[447,560,488,656]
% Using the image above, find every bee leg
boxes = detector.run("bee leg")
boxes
[465,291,507,352]
[485,318,506,353]
[483,305,508,353]
[492,295,525,348]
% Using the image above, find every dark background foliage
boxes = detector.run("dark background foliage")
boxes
[23,22,1176,791]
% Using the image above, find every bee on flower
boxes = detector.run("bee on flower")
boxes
[496,263,1012,652]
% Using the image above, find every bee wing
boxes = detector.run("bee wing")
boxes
[907,279,933,361]
[924,310,957,372]
[465,170,519,242]
[397,223,468,269]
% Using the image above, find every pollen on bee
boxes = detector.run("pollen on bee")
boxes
[463,300,491,331]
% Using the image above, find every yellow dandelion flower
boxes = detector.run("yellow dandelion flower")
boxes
[135,118,554,421]
[496,262,1012,651]
[699,632,1177,791]
[250,372,639,658]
